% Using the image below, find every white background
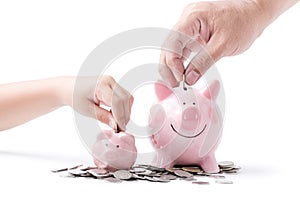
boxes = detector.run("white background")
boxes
[0,0,300,196]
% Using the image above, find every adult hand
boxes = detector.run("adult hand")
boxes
[159,0,271,87]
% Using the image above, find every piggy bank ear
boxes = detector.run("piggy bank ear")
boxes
[119,133,135,145]
[154,80,173,101]
[203,80,220,100]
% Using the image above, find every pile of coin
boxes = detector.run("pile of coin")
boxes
[52,161,241,184]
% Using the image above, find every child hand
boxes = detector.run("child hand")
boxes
[68,75,134,131]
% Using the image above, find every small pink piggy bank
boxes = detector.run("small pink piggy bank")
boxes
[149,80,222,173]
[92,130,137,170]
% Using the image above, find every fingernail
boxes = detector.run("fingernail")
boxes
[186,70,200,85]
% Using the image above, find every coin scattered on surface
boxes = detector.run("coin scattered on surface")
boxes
[87,169,110,178]
[182,166,202,173]
[192,181,210,185]
[52,160,241,185]
[215,179,234,184]
[68,164,83,170]
[68,169,90,177]
[78,165,97,171]
[208,174,226,179]
[131,167,146,173]
[174,170,193,178]
[160,174,177,180]
[51,167,68,173]
[218,161,234,168]
[113,170,133,180]
[104,177,122,183]
[91,168,108,174]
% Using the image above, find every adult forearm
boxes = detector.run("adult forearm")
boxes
[253,0,299,24]
[0,77,72,131]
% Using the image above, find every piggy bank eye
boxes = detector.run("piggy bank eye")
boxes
[193,102,196,105]
[102,139,109,147]
[116,145,120,148]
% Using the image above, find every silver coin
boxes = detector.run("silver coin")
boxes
[78,165,98,171]
[131,167,146,173]
[68,170,92,177]
[68,169,90,177]
[149,172,163,177]
[148,166,165,172]
[192,181,210,185]
[222,170,238,174]
[144,176,158,182]
[87,169,110,178]
[113,170,133,180]
[174,170,193,178]
[51,167,68,173]
[135,169,153,175]
[215,179,233,184]
[208,174,226,179]
[182,166,202,173]
[231,165,242,170]
[132,174,146,180]
[57,171,76,178]
[134,164,149,168]
[180,177,197,181]
[89,168,108,174]
[104,177,122,183]
[68,164,83,170]
[220,167,234,171]
[196,172,210,177]
[160,174,177,180]
[218,161,234,168]
[153,177,171,183]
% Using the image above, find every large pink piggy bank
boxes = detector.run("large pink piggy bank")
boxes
[92,130,137,170]
[149,80,222,173]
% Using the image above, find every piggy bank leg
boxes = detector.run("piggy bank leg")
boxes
[94,158,107,169]
[152,152,175,169]
[199,153,219,173]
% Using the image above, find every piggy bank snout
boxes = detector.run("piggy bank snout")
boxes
[104,150,118,161]
[181,106,199,130]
